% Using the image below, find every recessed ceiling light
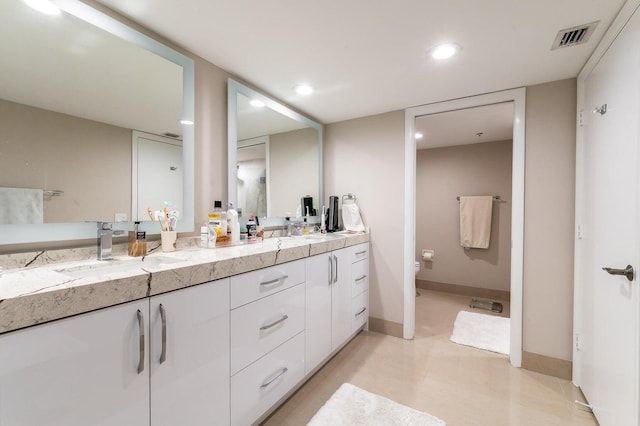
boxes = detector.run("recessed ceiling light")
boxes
[250,99,265,108]
[23,0,61,15]
[431,43,458,60]
[180,119,194,125]
[415,132,424,139]
[295,84,314,95]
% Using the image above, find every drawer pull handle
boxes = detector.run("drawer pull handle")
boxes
[355,250,367,256]
[260,314,289,331]
[159,304,167,364]
[260,367,289,389]
[355,275,367,282]
[260,275,289,286]
[355,307,367,317]
[136,309,145,374]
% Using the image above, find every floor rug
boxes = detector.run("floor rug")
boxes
[450,310,510,355]
[307,383,446,426]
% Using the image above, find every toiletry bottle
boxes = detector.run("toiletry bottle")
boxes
[207,218,218,248]
[200,226,208,248]
[214,200,227,236]
[247,216,257,242]
[227,202,240,243]
[302,217,310,235]
[128,221,147,257]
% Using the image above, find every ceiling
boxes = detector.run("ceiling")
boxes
[96,0,626,125]
[415,102,513,150]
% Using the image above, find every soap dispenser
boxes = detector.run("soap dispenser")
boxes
[128,221,147,257]
[227,202,240,243]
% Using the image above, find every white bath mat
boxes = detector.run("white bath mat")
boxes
[450,310,510,355]
[308,383,446,426]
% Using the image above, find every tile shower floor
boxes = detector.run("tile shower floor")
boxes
[262,290,597,426]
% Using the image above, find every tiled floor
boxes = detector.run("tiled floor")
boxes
[262,290,597,425]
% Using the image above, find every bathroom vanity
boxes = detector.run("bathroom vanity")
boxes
[0,233,369,425]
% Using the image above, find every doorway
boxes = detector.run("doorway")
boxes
[404,88,526,367]
[414,104,513,342]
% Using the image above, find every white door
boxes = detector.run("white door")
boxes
[134,132,183,221]
[150,279,230,425]
[331,248,352,350]
[579,7,640,425]
[0,300,150,426]
[305,253,332,374]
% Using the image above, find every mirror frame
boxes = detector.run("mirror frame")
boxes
[227,79,323,219]
[1,0,195,245]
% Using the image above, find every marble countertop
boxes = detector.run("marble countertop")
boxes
[0,232,369,334]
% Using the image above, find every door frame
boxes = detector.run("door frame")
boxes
[404,88,526,368]
[573,0,640,387]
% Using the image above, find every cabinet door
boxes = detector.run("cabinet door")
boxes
[150,279,230,426]
[331,248,352,350]
[305,253,332,374]
[0,300,150,426]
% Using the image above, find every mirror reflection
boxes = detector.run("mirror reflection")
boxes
[0,0,194,244]
[229,80,323,220]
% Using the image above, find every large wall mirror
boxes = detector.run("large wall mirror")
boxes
[0,0,194,245]
[228,79,323,221]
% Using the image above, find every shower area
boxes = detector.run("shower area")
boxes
[414,103,513,319]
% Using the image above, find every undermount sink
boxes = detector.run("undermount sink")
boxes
[56,256,184,279]
[303,233,346,240]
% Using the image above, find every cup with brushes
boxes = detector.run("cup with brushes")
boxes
[148,206,179,252]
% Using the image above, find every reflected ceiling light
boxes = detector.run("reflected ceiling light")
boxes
[250,99,265,108]
[295,84,314,95]
[23,0,61,15]
[415,132,424,139]
[431,43,458,60]
[180,119,194,125]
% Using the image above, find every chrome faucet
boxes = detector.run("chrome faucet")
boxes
[96,222,124,260]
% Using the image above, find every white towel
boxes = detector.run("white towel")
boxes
[459,196,493,249]
[342,200,365,232]
[0,187,44,224]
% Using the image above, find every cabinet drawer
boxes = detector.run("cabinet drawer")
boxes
[351,290,369,333]
[351,259,369,297]
[230,332,305,426]
[230,284,305,375]
[230,259,305,308]
[350,243,369,263]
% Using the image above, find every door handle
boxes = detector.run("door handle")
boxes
[136,309,145,374]
[602,265,634,282]
[159,304,167,364]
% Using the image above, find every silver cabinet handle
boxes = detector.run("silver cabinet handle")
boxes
[328,255,333,286]
[603,265,634,282]
[260,314,289,331]
[355,307,367,317]
[260,367,288,389]
[260,275,289,286]
[136,309,145,374]
[333,254,338,283]
[159,304,167,364]
[355,275,367,282]
[355,250,367,256]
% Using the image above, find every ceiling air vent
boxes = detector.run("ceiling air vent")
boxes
[552,21,599,50]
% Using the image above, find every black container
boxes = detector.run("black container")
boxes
[326,196,339,232]
[301,195,315,216]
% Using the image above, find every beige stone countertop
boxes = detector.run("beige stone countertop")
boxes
[0,232,369,334]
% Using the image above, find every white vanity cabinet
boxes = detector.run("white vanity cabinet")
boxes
[149,279,230,426]
[0,279,230,426]
[0,299,151,426]
[305,245,366,375]
[229,259,306,426]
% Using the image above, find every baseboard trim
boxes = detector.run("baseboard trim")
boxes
[368,317,403,338]
[522,351,572,380]
[416,279,510,302]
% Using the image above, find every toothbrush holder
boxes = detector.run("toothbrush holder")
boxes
[161,231,177,252]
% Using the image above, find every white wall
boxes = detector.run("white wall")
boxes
[325,111,406,325]
[523,79,576,361]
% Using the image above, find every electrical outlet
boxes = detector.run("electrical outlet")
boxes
[114,213,128,222]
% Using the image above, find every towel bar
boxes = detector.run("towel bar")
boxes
[456,195,501,201]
